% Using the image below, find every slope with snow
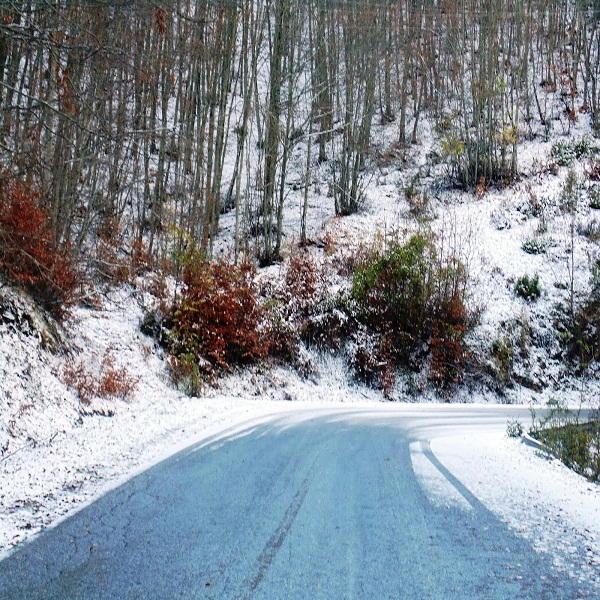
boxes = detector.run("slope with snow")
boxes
[1,69,600,587]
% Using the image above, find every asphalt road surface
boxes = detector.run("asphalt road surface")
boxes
[0,405,594,599]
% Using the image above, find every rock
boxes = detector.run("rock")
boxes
[490,210,511,230]
[0,283,62,352]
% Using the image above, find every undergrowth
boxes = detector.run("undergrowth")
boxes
[169,257,268,385]
[529,399,600,482]
[559,257,600,367]
[0,177,78,317]
[515,274,541,302]
[157,232,474,398]
[349,232,472,394]
[64,350,139,405]
[551,136,597,167]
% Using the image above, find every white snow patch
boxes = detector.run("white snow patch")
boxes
[430,432,600,592]
[410,440,473,511]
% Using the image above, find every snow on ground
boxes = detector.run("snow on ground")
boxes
[428,432,600,594]
[1,283,600,592]
[0,289,381,559]
[2,105,600,582]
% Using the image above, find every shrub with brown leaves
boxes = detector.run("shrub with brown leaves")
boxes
[429,293,469,390]
[170,259,268,381]
[263,248,329,363]
[284,248,322,316]
[64,351,139,404]
[0,177,77,317]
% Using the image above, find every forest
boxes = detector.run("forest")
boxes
[2,1,599,265]
[6,2,600,572]
[3,1,600,397]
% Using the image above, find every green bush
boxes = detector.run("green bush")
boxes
[562,258,600,365]
[530,399,600,481]
[350,232,470,389]
[522,236,552,255]
[551,136,596,167]
[560,169,581,213]
[351,233,437,354]
[168,353,204,397]
[506,419,524,438]
[515,274,541,301]
[491,335,514,387]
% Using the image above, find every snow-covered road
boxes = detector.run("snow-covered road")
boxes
[1,404,599,598]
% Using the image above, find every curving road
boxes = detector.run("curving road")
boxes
[0,405,593,599]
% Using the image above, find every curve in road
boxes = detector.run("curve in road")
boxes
[0,406,593,599]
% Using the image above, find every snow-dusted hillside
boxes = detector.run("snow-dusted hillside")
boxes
[3,55,600,582]
[0,280,384,555]
[2,114,600,564]
[3,2,600,593]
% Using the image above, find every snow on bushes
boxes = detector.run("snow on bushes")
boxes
[560,257,600,367]
[0,177,77,317]
[166,251,329,392]
[530,399,600,482]
[163,233,475,398]
[349,232,472,392]
[169,259,268,385]
[63,349,139,406]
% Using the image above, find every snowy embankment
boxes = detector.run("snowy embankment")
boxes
[0,287,599,591]
[2,97,600,582]
[0,287,381,558]
[421,433,600,592]
[2,251,600,591]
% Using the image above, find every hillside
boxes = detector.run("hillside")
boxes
[1,0,600,566]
